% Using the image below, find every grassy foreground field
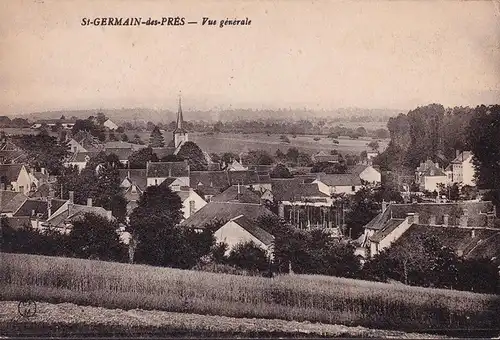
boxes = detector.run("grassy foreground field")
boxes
[1,253,499,334]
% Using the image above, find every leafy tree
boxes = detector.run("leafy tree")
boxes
[466,105,500,214]
[120,133,129,142]
[311,161,347,174]
[227,241,270,273]
[286,147,300,164]
[345,186,380,239]
[116,126,125,133]
[356,126,367,137]
[275,149,286,162]
[297,152,312,167]
[129,183,183,266]
[72,119,106,141]
[108,131,117,141]
[14,134,70,175]
[270,163,292,178]
[133,134,143,145]
[176,141,208,170]
[68,213,126,261]
[374,128,389,139]
[243,150,274,165]
[149,125,165,147]
[128,147,158,169]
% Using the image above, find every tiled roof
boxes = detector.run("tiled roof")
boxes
[146,161,189,178]
[416,160,446,177]
[13,198,66,220]
[46,203,111,226]
[0,191,27,213]
[272,180,329,202]
[67,151,99,163]
[364,201,495,231]
[124,185,142,202]
[395,224,500,258]
[117,169,147,191]
[211,185,262,204]
[229,214,274,246]
[190,171,231,190]
[105,148,135,161]
[104,141,147,150]
[180,201,275,228]
[313,151,339,163]
[451,151,473,164]
[0,150,26,163]
[0,164,24,183]
[466,232,500,263]
[315,173,362,186]
[247,165,274,173]
[227,170,260,185]
[370,218,405,242]
[348,165,370,176]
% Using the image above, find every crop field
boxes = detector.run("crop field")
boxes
[1,253,499,334]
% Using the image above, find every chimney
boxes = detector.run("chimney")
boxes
[106,210,113,220]
[41,168,46,175]
[443,214,449,226]
[69,191,74,204]
[471,229,475,238]
[413,213,419,225]
[429,214,436,225]
[87,198,92,207]
[456,149,460,159]
[406,213,415,224]
[47,199,52,219]
[31,209,35,217]
[168,166,172,177]
[460,209,468,227]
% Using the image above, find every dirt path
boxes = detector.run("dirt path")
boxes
[0,300,446,338]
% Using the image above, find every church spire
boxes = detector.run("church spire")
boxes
[174,93,186,133]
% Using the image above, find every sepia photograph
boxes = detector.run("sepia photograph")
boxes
[1,0,500,338]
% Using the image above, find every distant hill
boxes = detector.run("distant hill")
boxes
[15,107,402,124]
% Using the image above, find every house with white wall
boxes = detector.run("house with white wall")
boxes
[177,189,207,220]
[445,151,476,187]
[0,164,32,194]
[214,214,274,257]
[415,159,448,192]
[313,173,363,195]
[146,161,190,187]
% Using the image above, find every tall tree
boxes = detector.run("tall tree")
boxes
[176,141,208,170]
[467,105,500,214]
[129,183,183,266]
[149,126,165,147]
[128,147,158,169]
[15,134,70,175]
[270,163,292,178]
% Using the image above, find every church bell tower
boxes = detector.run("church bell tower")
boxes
[173,95,188,148]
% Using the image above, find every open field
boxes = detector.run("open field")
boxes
[0,301,446,338]
[1,253,499,334]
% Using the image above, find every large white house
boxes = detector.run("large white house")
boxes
[445,151,476,187]
[415,160,448,192]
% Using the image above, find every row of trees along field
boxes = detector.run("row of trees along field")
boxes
[2,180,498,294]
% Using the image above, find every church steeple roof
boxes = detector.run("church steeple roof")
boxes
[173,95,187,134]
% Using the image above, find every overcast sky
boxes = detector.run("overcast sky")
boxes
[1,0,499,115]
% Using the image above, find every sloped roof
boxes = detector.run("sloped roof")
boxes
[227,170,260,185]
[272,181,329,202]
[124,185,142,202]
[466,232,500,262]
[67,151,99,163]
[348,165,371,176]
[104,141,147,150]
[0,164,24,183]
[46,203,111,226]
[451,151,473,164]
[315,173,362,186]
[211,185,262,204]
[14,198,66,220]
[117,169,147,190]
[190,171,231,189]
[313,152,339,163]
[146,161,189,178]
[180,201,275,228]
[370,218,406,242]
[0,150,26,163]
[105,148,135,161]
[0,191,27,213]
[364,201,495,231]
[395,224,500,258]
[229,215,274,246]
[247,165,274,173]
[416,160,446,177]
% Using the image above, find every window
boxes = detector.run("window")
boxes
[189,200,195,215]
[351,186,355,192]
[19,186,24,193]
[172,185,180,191]
[155,179,158,185]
